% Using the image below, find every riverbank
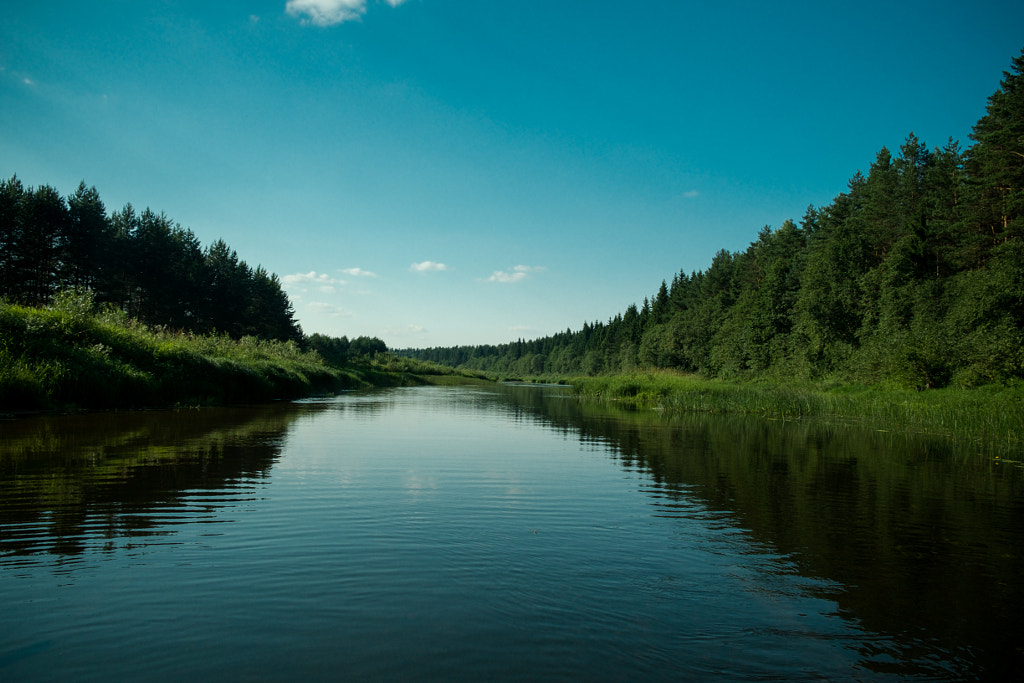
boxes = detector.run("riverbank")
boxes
[0,298,483,413]
[571,370,1024,453]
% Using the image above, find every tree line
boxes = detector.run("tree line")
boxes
[401,49,1024,388]
[0,180,303,342]
[0,178,392,364]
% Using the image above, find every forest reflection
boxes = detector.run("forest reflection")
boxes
[494,383,1024,678]
[0,403,314,560]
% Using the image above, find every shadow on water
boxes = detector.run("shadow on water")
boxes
[0,393,424,567]
[490,383,1024,679]
[0,403,321,562]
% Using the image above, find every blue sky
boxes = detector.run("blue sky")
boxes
[2,1,1022,347]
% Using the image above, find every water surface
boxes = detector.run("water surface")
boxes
[1,385,1021,680]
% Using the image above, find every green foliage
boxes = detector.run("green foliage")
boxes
[0,299,354,412]
[49,286,98,322]
[966,49,1024,246]
[348,335,388,358]
[0,180,302,342]
[0,295,497,411]
[307,332,351,364]
[572,371,1023,450]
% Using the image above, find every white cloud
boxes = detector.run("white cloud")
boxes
[281,270,347,288]
[286,0,365,25]
[307,302,352,318]
[380,323,428,343]
[485,265,546,284]
[410,261,450,273]
[682,190,700,198]
[341,267,377,278]
[387,323,425,335]
[487,270,528,284]
[285,0,408,27]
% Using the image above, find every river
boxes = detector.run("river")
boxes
[1,384,1021,681]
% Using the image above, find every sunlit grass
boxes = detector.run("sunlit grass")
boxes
[570,369,1023,451]
[0,291,498,412]
[0,297,357,411]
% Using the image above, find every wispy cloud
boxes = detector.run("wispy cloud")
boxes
[281,270,347,293]
[285,0,408,27]
[282,270,346,286]
[340,267,377,278]
[410,261,450,273]
[385,323,426,337]
[681,190,700,198]
[307,301,352,318]
[377,323,427,344]
[2,66,37,88]
[485,265,546,284]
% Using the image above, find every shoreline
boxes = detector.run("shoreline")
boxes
[0,300,483,415]
[568,370,1024,454]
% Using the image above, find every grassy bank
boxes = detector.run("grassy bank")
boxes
[362,354,492,386]
[571,370,1023,451]
[0,294,484,413]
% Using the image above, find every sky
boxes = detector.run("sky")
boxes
[2,1,1023,348]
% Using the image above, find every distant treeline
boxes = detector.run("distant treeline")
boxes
[306,332,387,364]
[0,181,302,342]
[400,49,1024,388]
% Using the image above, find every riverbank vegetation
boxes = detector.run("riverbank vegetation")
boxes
[0,162,485,411]
[401,50,1024,394]
[0,177,302,342]
[0,289,481,413]
[1,289,338,411]
[571,370,1023,453]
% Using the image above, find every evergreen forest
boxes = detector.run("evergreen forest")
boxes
[400,49,1024,389]
[0,183,302,342]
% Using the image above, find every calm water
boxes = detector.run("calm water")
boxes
[1,384,1021,681]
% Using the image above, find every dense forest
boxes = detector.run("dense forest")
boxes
[0,182,302,342]
[400,49,1024,389]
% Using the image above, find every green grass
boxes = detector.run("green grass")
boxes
[364,354,491,383]
[0,297,360,411]
[570,369,1023,452]
[0,292,496,413]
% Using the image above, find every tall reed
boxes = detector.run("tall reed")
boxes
[571,370,1023,452]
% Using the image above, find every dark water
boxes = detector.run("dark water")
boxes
[1,385,1021,681]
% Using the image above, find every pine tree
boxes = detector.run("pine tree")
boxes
[204,239,252,336]
[650,280,670,325]
[17,184,68,305]
[64,182,113,293]
[0,176,26,298]
[966,48,1024,246]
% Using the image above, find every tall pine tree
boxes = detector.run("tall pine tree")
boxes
[966,48,1024,247]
